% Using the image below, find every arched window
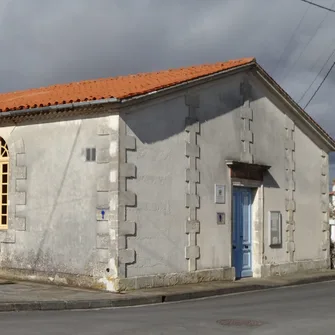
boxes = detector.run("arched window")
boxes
[0,137,8,230]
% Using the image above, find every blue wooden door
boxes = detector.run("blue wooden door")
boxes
[232,187,252,278]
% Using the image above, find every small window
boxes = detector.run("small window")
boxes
[86,148,96,162]
[0,137,9,230]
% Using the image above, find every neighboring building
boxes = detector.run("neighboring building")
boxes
[0,57,334,292]
[329,184,335,243]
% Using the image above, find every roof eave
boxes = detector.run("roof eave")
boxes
[0,61,256,121]
[0,97,119,120]
[254,64,335,152]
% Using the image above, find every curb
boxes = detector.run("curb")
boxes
[0,275,334,312]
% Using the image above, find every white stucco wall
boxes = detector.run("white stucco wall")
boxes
[250,91,287,265]
[294,127,324,261]
[124,98,189,277]
[0,115,118,282]
[121,70,329,279]
[0,68,329,287]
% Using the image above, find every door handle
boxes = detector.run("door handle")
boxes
[244,245,249,249]
[233,246,236,249]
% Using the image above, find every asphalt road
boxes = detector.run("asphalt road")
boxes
[1,281,335,334]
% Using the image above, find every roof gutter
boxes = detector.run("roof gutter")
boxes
[0,97,119,118]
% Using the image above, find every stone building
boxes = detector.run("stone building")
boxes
[0,57,333,291]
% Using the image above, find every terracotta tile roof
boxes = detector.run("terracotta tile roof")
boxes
[0,57,255,112]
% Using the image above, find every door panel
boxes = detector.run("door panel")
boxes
[232,187,252,278]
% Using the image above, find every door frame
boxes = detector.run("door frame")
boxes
[230,178,264,278]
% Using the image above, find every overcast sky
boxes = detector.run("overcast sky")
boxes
[1,0,335,179]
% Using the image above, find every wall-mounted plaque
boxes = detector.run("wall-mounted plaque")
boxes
[214,184,225,204]
[268,211,282,247]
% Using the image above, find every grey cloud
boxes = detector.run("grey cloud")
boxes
[1,0,335,176]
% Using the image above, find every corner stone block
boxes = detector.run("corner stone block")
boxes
[285,199,296,212]
[16,153,26,167]
[240,106,253,120]
[14,217,26,231]
[285,156,295,172]
[96,233,110,249]
[119,191,136,207]
[15,180,26,193]
[322,240,329,251]
[321,200,329,213]
[120,163,136,178]
[14,138,25,154]
[185,169,200,183]
[185,194,200,209]
[124,136,136,151]
[119,221,136,236]
[118,249,135,264]
[97,191,110,209]
[285,241,295,253]
[14,192,26,205]
[285,116,295,130]
[321,180,328,195]
[97,220,109,234]
[285,222,295,232]
[321,163,328,176]
[185,245,200,259]
[185,118,200,133]
[285,173,296,191]
[240,130,253,142]
[185,219,200,234]
[322,222,330,232]
[185,142,200,158]
[285,139,295,151]
[15,166,27,180]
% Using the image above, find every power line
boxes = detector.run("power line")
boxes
[298,47,335,104]
[304,61,335,109]
[272,6,310,76]
[300,0,335,12]
[280,7,331,83]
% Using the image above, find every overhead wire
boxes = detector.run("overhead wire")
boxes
[304,61,335,109]
[272,6,310,76]
[299,0,335,12]
[298,46,335,104]
[279,6,331,83]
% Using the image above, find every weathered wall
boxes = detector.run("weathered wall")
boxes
[250,84,288,266]
[250,76,329,270]
[294,126,327,261]
[0,114,119,286]
[122,69,329,280]
[124,98,189,277]
[0,69,329,289]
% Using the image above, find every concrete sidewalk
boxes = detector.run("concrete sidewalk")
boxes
[0,270,335,312]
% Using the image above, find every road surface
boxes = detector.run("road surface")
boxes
[1,280,335,334]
